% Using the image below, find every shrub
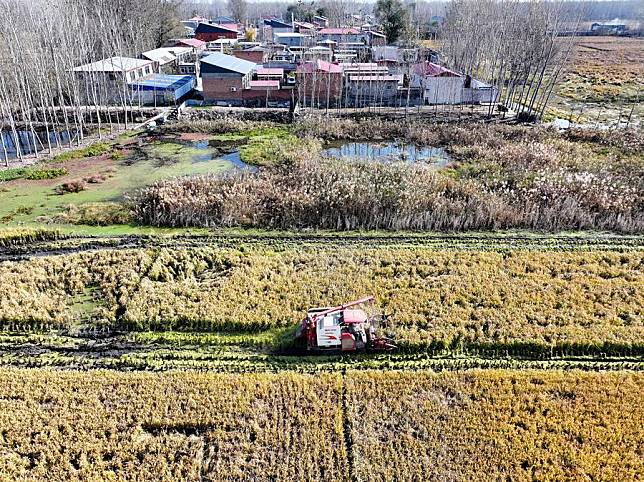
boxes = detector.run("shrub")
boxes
[25,167,68,180]
[56,180,85,194]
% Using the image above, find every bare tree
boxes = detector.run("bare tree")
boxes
[227,0,248,22]
[440,0,580,120]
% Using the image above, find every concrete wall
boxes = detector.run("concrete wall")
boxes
[423,77,500,105]
[423,77,465,104]
[347,80,399,104]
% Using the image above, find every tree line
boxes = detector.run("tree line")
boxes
[0,0,182,164]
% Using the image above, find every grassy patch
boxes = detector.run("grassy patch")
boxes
[50,142,111,163]
[0,167,67,182]
[51,202,132,226]
[239,132,321,166]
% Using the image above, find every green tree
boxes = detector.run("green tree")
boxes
[374,0,409,44]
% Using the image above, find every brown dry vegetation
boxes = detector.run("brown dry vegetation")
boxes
[0,369,347,481]
[557,37,644,103]
[132,122,644,233]
[1,247,641,354]
[0,369,641,481]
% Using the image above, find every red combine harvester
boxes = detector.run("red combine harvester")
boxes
[295,296,396,353]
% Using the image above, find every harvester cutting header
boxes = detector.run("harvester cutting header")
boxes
[295,296,396,353]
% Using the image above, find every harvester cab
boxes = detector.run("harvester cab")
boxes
[295,296,396,353]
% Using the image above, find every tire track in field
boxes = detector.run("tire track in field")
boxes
[341,371,356,482]
[1,232,642,261]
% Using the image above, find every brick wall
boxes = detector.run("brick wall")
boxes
[233,50,265,63]
[202,74,244,103]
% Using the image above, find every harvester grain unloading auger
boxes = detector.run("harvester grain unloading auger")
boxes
[295,296,397,353]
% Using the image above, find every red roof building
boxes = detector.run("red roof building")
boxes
[175,38,207,54]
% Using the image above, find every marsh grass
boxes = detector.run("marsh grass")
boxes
[133,121,643,233]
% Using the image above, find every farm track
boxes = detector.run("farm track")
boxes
[1,231,642,260]
[0,336,641,372]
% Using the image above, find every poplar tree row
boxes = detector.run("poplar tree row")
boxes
[0,0,181,164]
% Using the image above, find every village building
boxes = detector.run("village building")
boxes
[72,57,193,105]
[212,15,236,24]
[173,38,207,55]
[200,52,256,105]
[141,47,193,74]
[263,19,293,42]
[195,22,239,42]
[413,61,498,105]
[73,57,155,83]
[233,46,267,63]
[304,46,333,62]
[312,15,328,28]
[318,28,368,45]
[256,67,284,81]
[273,32,313,49]
[341,63,389,77]
[590,22,627,34]
[293,21,317,35]
[130,75,196,106]
[181,16,210,30]
[346,74,402,105]
[296,60,343,108]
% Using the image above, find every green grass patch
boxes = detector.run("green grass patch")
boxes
[0,167,67,182]
[239,132,321,166]
[51,142,111,163]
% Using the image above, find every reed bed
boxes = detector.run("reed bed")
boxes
[132,120,643,233]
[131,154,643,232]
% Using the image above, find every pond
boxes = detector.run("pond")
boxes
[322,141,451,166]
[144,138,255,172]
[186,139,254,171]
[1,129,78,160]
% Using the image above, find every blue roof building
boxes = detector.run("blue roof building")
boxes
[130,74,195,105]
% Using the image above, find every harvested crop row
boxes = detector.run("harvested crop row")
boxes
[0,369,641,481]
[0,247,641,354]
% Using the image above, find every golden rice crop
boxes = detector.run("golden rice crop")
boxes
[0,247,641,353]
[345,370,644,481]
[0,369,347,481]
[0,368,640,481]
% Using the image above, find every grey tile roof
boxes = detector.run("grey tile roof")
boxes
[201,53,256,74]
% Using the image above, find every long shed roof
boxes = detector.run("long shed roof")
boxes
[73,57,153,73]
